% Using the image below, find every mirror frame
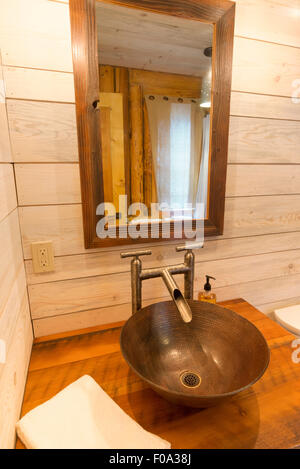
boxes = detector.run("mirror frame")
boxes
[69,0,235,248]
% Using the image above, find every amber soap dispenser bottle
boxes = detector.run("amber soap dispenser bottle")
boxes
[199,275,216,304]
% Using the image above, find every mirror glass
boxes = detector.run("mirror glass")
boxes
[95,2,213,227]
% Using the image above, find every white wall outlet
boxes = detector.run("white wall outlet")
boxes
[31,241,55,273]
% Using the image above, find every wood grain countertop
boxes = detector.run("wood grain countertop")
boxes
[17,299,300,449]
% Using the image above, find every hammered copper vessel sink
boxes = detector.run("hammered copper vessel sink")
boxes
[120,300,270,408]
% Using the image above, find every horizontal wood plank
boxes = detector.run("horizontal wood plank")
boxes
[3,67,75,103]
[33,299,266,343]
[235,0,300,48]
[130,68,202,97]
[19,205,175,259]
[0,102,11,162]
[28,248,300,319]
[215,272,300,308]
[33,276,300,338]
[28,273,164,319]
[224,195,300,237]
[19,204,88,258]
[32,306,130,338]
[228,116,300,164]
[232,37,300,97]
[230,91,300,121]
[257,296,300,317]
[32,298,166,338]
[0,0,73,72]
[15,164,81,205]
[7,100,78,162]
[7,97,300,167]
[0,210,25,315]
[0,292,32,449]
[25,230,300,285]
[19,194,300,259]
[0,268,28,381]
[0,55,12,162]
[96,2,212,77]
[226,165,300,196]
[0,164,17,222]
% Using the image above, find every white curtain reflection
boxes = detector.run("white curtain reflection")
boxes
[195,114,210,218]
[145,95,208,216]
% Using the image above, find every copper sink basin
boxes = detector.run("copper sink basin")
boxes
[120,300,270,408]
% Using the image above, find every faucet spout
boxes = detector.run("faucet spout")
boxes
[161,269,192,323]
[120,246,195,317]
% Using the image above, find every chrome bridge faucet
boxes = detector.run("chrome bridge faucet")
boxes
[120,245,196,323]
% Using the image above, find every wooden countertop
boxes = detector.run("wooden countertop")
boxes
[17,299,300,449]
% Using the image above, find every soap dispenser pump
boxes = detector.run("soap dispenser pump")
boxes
[199,275,216,304]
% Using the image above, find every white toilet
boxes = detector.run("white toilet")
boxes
[274,305,300,338]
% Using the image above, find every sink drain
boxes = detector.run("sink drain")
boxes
[180,371,201,388]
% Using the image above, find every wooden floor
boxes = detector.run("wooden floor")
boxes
[17,299,300,449]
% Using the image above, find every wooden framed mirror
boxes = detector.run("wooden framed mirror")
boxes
[69,0,235,248]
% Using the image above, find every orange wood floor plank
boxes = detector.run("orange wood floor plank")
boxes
[17,299,300,449]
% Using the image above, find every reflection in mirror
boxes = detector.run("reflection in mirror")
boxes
[95,1,213,226]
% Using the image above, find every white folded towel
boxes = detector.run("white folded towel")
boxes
[16,375,171,449]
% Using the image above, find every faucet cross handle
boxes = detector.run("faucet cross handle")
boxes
[120,249,152,259]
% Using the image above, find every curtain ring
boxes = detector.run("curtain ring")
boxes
[149,95,155,100]
[178,98,183,103]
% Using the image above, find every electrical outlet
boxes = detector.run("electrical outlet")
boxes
[31,241,55,273]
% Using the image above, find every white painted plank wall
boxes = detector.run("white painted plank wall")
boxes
[1,0,300,340]
[0,48,32,448]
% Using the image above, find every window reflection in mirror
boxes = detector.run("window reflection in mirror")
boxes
[96,1,213,225]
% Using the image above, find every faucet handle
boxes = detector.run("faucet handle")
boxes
[120,249,152,259]
[176,243,204,253]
